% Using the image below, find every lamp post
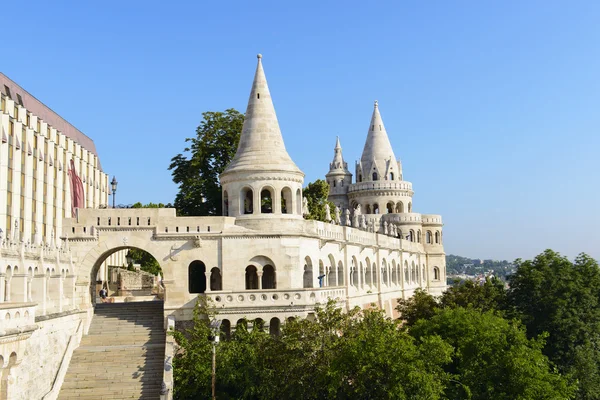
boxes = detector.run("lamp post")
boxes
[209,319,222,400]
[111,176,118,208]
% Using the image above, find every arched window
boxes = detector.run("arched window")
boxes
[372,172,378,181]
[261,189,273,213]
[221,320,231,340]
[396,202,404,213]
[417,230,421,243]
[435,231,440,244]
[434,267,440,280]
[373,204,379,214]
[303,257,313,288]
[391,260,397,285]
[365,258,372,288]
[426,231,432,244]
[188,261,206,293]
[381,260,388,286]
[409,230,415,242]
[387,202,394,213]
[337,261,344,286]
[389,172,394,180]
[404,262,409,283]
[408,202,412,213]
[223,191,229,216]
[333,180,336,187]
[281,187,293,214]
[351,258,358,287]
[340,179,344,187]
[328,256,336,287]
[245,266,258,289]
[262,265,276,289]
[210,267,222,291]
[358,175,362,182]
[366,204,372,214]
[411,262,416,283]
[269,317,281,336]
[241,187,253,214]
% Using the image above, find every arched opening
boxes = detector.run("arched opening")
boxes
[351,258,358,287]
[435,231,440,244]
[296,189,302,214]
[303,256,313,288]
[366,204,372,214]
[221,319,231,340]
[372,172,378,181]
[188,261,207,294]
[269,317,281,336]
[391,260,397,285]
[327,255,336,287]
[358,174,362,182]
[254,318,265,332]
[260,188,273,213]
[365,258,372,288]
[396,202,404,213]
[426,231,432,244]
[404,261,409,283]
[281,187,293,214]
[373,204,379,214]
[409,230,415,242]
[382,260,388,286]
[337,261,344,286]
[241,187,253,214]
[417,230,421,243]
[245,266,258,290]
[210,267,222,291]
[236,319,248,332]
[408,202,412,212]
[433,267,440,281]
[262,265,276,289]
[411,261,416,283]
[223,191,229,216]
[389,172,394,180]
[387,202,394,213]
[318,260,325,287]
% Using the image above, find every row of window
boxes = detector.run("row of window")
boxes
[353,201,413,215]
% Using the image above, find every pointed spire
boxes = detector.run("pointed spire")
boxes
[359,101,398,180]
[222,54,302,176]
[329,136,348,172]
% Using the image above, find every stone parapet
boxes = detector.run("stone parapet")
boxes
[348,181,413,194]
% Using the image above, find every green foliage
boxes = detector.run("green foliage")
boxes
[173,300,452,400]
[508,250,600,399]
[410,307,575,400]
[169,109,243,216]
[396,288,439,327]
[302,179,335,222]
[440,277,508,313]
[131,201,173,208]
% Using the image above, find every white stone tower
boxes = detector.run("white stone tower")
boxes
[220,54,305,218]
[349,101,414,215]
[325,137,352,210]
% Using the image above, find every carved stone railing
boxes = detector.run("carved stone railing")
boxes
[206,287,347,309]
[160,315,175,400]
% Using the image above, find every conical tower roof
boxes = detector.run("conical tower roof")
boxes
[222,54,302,176]
[327,136,350,175]
[359,101,397,177]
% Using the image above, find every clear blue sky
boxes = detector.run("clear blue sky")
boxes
[3,1,599,261]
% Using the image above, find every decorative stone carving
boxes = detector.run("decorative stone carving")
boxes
[383,221,388,235]
[325,204,332,223]
[344,208,351,226]
[334,206,341,225]
[302,197,309,216]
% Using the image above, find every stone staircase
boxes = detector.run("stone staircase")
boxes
[58,301,166,399]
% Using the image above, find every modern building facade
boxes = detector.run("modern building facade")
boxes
[0,73,110,244]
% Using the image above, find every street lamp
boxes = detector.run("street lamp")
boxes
[209,319,222,400]
[111,176,118,208]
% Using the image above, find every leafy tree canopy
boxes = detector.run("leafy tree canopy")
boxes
[302,179,335,222]
[169,109,243,216]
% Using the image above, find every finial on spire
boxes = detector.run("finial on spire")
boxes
[257,53,262,59]
[374,100,378,108]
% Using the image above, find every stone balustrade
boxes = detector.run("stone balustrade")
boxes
[207,287,347,309]
[0,303,36,331]
[348,181,413,193]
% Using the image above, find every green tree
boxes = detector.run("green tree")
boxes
[410,307,575,400]
[508,250,600,399]
[440,277,508,313]
[302,179,334,222]
[396,288,439,327]
[169,109,243,216]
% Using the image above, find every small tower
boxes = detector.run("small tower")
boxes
[325,137,352,210]
[220,54,305,218]
[348,101,413,215]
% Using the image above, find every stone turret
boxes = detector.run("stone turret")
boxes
[347,101,414,215]
[325,137,352,210]
[220,55,304,218]
[355,101,402,183]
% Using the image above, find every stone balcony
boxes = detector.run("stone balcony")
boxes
[206,287,347,309]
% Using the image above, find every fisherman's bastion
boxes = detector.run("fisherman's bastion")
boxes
[0,54,446,399]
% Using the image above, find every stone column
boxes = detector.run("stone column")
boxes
[204,271,211,293]
[273,190,281,214]
[257,272,263,290]
[253,190,260,215]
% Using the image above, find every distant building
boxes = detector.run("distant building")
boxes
[0,73,109,243]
